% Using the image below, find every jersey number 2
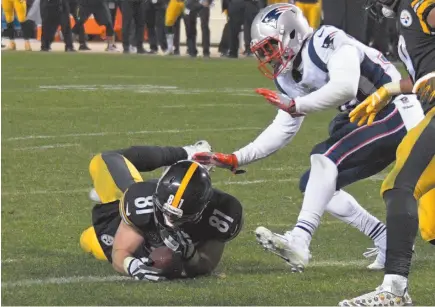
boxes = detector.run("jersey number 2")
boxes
[209,209,234,233]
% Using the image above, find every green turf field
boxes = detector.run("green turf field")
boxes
[1,53,434,306]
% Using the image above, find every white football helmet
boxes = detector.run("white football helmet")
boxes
[250,4,312,79]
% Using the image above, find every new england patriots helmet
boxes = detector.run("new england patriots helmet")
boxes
[250,3,312,79]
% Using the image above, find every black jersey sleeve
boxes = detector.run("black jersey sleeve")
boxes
[119,182,157,234]
[192,189,244,243]
[112,146,187,172]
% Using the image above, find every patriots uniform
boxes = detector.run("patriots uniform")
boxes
[235,25,425,192]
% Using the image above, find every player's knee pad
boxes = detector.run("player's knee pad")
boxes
[418,189,435,244]
[310,154,338,177]
[384,188,419,221]
[80,227,108,261]
[299,170,310,193]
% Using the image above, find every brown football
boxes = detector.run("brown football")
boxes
[150,246,183,278]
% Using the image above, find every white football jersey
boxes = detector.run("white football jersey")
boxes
[277,25,402,111]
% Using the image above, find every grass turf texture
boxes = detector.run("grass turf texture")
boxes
[1,53,434,306]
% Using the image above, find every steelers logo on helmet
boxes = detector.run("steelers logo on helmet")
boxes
[153,160,213,229]
[400,9,412,27]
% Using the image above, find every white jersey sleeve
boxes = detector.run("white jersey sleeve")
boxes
[233,111,304,166]
[295,26,361,113]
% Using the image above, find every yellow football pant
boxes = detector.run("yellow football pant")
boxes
[382,107,435,243]
[419,189,435,242]
[165,0,185,27]
[2,0,27,23]
[295,1,321,29]
[80,153,143,261]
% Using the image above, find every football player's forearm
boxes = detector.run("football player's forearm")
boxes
[400,77,415,94]
[113,146,187,172]
[295,45,360,113]
[233,110,304,166]
[111,249,132,275]
[183,241,225,277]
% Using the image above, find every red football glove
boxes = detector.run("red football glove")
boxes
[255,88,305,117]
[192,152,244,174]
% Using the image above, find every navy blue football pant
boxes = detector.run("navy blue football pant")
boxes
[299,103,406,192]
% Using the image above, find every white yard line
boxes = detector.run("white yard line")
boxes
[13,143,79,151]
[1,176,383,197]
[5,127,261,142]
[159,103,260,108]
[1,275,131,288]
[1,179,297,196]
[0,259,376,288]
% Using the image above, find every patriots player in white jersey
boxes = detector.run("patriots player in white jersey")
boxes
[193,3,425,273]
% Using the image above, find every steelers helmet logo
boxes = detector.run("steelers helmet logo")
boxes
[400,10,413,27]
[100,234,114,246]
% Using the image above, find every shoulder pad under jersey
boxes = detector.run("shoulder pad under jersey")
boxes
[119,181,157,234]
[308,25,353,72]
[190,189,244,243]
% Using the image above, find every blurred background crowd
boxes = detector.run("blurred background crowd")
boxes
[1,0,399,60]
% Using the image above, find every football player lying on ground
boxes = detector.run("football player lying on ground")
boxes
[80,142,244,281]
[194,3,426,272]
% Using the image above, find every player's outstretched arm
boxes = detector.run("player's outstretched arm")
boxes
[349,76,417,126]
[193,110,304,170]
[183,240,225,277]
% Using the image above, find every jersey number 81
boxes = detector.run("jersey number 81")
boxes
[209,209,234,233]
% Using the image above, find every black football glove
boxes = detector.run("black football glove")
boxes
[160,228,196,260]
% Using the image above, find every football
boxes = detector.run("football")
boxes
[150,246,183,278]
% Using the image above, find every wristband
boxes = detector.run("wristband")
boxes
[123,256,136,275]
[384,82,402,96]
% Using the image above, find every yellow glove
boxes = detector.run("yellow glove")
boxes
[413,72,435,107]
[349,83,400,126]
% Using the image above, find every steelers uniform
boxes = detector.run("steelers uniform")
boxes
[119,182,244,255]
[295,0,321,29]
[80,146,244,262]
[381,0,435,253]
[165,0,185,27]
[2,0,32,50]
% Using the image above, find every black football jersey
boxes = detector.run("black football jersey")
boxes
[397,0,435,81]
[119,180,244,249]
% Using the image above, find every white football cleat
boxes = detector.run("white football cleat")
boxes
[255,226,311,272]
[339,286,412,306]
[363,247,385,271]
[183,140,212,160]
[89,188,101,203]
